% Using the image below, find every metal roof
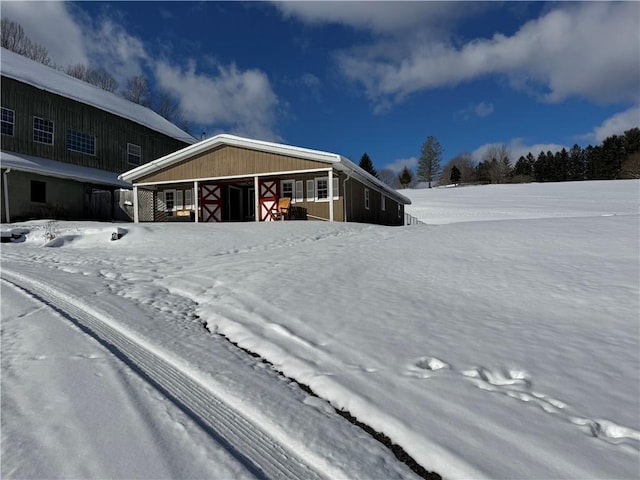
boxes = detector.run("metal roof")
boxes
[119,134,411,204]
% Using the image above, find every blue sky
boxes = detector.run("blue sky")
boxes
[3,1,639,173]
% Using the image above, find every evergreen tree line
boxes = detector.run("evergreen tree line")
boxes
[1,18,190,133]
[383,128,639,189]
[508,129,640,183]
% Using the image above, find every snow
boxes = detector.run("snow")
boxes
[0,150,130,188]
[0,48,195,144]
[2,180,638,479]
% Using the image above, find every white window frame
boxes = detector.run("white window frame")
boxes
[33,116,54,145]
[398,203,402,218]
[381,194,386,211]
[332,177,339,200]
[315,177,329,202]
[295,180,303,203]
[306,179,315,201]
[175,190,183,210]
[364,188,370,210]
[185,188,193,209]
[67,129,96,156]
[1,107,15,137]
[164,189,176,212]
[281,179,295,202]
[127,143,142,166]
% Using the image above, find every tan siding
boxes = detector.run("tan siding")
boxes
[138,145,330,183]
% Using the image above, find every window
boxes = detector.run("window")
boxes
[164,190,175,211]
[295,181,303,203]
[333,177,339,200]
[315,178,328,201]
[398,204,402,218]
[31,180,46,203]
[33,117,54,145]
[306,179,315,201]
[364,188,370,210]
[175,190,183,210]
[127,143,141,165]
[281,180,294,200]
[1,107,14,136]
[157,191,165,211]
[185,188,193,208]
[381,194,386,211]
[67,129,96,155]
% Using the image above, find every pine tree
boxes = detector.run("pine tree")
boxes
[358,153,378,178]
[450,165,461,185]
[417,136,443,188]
[398,166,413,188]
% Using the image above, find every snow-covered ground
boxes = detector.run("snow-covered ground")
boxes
[2,180,638,479]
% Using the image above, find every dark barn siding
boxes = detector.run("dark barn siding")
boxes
[1,77,190,173]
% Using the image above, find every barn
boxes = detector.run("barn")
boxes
[0,48,194,223]
[119,134,410,225]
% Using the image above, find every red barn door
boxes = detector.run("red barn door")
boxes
[259,179,278,221]
[200,184,222,222]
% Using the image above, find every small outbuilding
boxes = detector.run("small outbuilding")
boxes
[119,134,410,226]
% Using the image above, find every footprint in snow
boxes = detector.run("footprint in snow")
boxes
[404,356,449,378]
[405,356,640,449]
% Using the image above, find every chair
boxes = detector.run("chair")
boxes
[271,197,291,221]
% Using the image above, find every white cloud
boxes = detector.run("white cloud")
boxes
[381,156,418,174]
[271,2,482,35]
[87,18,149,83]
[301,73,321,88]
[1,2,147,83]
[472,139,567,164]
[474,102,494,118]
[590,106,640,143]
[336,3,640,110]
[154,60,280,141]
[457,101,495,120]
[1,2,88,66]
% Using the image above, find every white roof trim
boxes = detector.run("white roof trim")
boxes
[119,133,411,205]
[1,48,196,145]
[1,150,130,188]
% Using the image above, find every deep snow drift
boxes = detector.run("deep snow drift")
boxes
[2,180,638,479]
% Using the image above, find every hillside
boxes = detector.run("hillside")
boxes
[2,180,638,479]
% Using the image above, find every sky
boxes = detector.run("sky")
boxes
[2,1,639,174]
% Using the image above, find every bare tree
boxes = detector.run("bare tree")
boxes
[378,168,400,188]
[440,152,475,185]
[153,90,190,133]
[483,144,511,183]
[1,18,51,65]
[417,135,443,188]
[66,63,90,80]
[620,151,640,179]
[65,64,118,93]
[124,75,151,106]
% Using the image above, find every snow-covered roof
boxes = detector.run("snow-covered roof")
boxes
[1,150,131,188]
[119,134,411,205]
[0,48,196,145]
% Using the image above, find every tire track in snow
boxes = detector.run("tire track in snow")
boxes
[1,270,325,480]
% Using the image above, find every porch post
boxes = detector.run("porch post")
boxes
[132,185,139,223]
[194,180,199,223]
[328,169,334,222]
[3,169,11,223]
[254,176,260,222]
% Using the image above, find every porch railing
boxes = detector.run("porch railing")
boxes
[404,212,425,226]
